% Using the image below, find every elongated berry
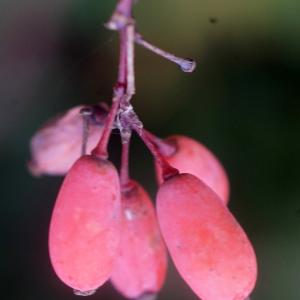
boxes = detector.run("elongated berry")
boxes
[156,173,257,300]
[29,105,105,176]
[156,135,229,204]
[49,155,121,292]
[111,181,167,299]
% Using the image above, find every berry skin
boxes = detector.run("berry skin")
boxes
[49,155,121,292]
[156,173,257,300]
[156,135,229,204]
[29,105,104,176]
[111,181,167,299]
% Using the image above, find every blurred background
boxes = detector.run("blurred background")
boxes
[1,0,300,299]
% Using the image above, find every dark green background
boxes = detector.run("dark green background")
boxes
[1,0,299,299]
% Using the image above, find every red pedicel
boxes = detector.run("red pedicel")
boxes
[156,135,229,204]
[156,173,257,300]
[111,181,167,299]
[28,105,105,176]
[49,155,121,293]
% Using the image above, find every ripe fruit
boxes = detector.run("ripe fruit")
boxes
[49,155,121,292]
[156,173,257,300]
[29,0,259,297]
[29,105,105,176]
[155,135,229,204]
[111,181,167,299]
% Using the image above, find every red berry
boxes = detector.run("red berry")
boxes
[111,181,167,299]
[156,135,229,204]
[156,173,257,300]
[49,155,121,292]
[29,105,104,176]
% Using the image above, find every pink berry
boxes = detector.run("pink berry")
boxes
[156,135,230,204]
[156,173,257,300]
[111,181,167,299]
[28,105,105,176]
[49,155,121,292]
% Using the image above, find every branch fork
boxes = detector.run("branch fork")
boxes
[92,0,196,186]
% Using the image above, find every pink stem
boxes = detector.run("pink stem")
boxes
[92,0,134,159]
[116,0,133,17]
[92,99,119,158]
[143,129,176,157]
[120,136,131,188]
[136,128,179,181]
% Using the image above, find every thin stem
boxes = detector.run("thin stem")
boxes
[118,29,128,85]
[135,128,179,181]
[120,133,131,188]
[135,33,196,73]
[92,0,135,159]
[125,23,136,100]
[80,107,93,156]
[116,0,133,17]
[143,129,176,156]
[92,99,119,158]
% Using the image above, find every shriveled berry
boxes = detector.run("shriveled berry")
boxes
[111,181,167,299]
[156,135,229,204]
[29,105,105,176]
[49,155,121,292]
[156,173,257,300]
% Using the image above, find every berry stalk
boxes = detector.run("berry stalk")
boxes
[142,129,176,156]
[135,128,178,181]
[92,0,135,159]
[120,133,131,190]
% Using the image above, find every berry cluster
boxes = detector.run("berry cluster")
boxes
[29,1,257,300]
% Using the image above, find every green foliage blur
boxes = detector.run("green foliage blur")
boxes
[1,0,299,299]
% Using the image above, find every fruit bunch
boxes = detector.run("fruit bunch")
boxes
[29,1,257,299]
